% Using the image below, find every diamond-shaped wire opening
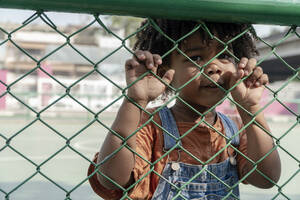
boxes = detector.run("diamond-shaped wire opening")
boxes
[9,67,65,111]
[51,73,122,115]
[39,147,93,190]
[10,178,69,200]
[0,144,38,192]
[68,120,106,156]
[268,82,300,117]
[4,40,38,74]
[65,23,101,66]
[10,120,66,160]
[270,166,300,200]
[260,85,287,117]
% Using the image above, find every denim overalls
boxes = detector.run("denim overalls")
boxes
[152,106,240,200]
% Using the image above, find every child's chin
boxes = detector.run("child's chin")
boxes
[206,97,226,107]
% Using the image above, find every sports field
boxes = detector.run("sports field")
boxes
[0,113,299,200]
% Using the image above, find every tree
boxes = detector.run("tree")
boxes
[109,16,143,48]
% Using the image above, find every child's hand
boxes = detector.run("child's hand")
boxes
[230,58,269,110]
[125,50,175,107]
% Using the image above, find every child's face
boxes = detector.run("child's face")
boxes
[169,31,237,107]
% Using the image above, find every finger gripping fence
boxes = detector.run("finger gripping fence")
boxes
[0,1,300,200]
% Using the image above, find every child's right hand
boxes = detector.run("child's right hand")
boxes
[125,50,175,107]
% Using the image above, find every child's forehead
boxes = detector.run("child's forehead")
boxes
[180,33,221,52]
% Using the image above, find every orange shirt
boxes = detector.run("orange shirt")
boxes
[88,110,248,200]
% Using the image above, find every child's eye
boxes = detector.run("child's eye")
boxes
[189,56,202,63]
[218,53,234,62]
[218,53,230,59]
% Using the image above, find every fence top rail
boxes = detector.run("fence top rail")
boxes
[0,0,300,26]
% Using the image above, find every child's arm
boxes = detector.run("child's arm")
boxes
[230,58,281,188]
[96,50,175,189]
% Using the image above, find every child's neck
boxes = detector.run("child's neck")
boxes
[171,101,217,125]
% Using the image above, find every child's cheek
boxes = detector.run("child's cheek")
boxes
[227,63,237,72]
[224,64,237,77]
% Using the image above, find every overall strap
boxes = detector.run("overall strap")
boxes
[159,106,182,151]
[217,112,240,146]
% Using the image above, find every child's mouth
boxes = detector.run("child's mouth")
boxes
[204,85,218,88]
[202,83,224,89]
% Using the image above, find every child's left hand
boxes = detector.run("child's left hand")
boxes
[229,57,269,110]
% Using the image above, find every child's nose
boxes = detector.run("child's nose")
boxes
[204,62,222,76]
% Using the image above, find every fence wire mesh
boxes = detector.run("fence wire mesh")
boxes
[0,8,299,200]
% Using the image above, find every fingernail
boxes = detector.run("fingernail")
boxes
[255,82,260,87]
[149,63,154,68]
[138,54,145,59]
[238,70,242,77]
[244,70,248,76]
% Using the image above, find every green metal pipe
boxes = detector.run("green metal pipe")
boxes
[0,0,300,26]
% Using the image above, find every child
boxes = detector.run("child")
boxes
[88,19,281,199]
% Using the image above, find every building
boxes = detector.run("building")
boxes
[0,22,129,114]
[258,28,300,82]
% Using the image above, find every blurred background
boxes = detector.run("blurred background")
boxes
[0,8,299,200]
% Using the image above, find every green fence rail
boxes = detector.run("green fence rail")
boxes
[1,0,300,25]
[0,1,300,200]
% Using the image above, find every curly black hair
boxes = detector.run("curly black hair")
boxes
[133,19,258,66]
[133,19,258,98]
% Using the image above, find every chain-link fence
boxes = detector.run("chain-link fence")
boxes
[0,1,300,200]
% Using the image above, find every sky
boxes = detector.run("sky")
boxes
[0,8,93,26]
[0,8,288,37]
